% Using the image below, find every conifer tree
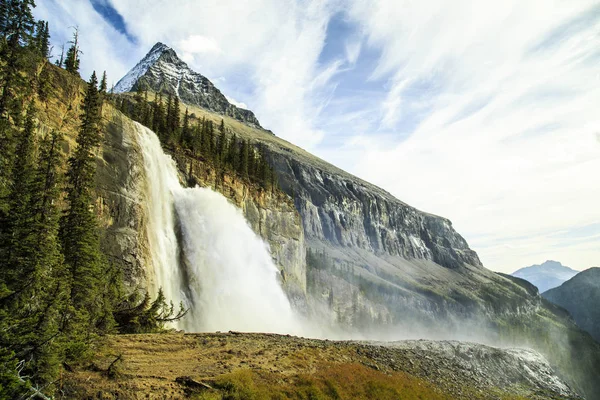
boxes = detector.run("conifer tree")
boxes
[0,105,37,288]
[54,43,64,67]
[217,119,227,165]
[181,108,191,148]
[228,133,238,172]
[165,93,173,141]
[239,139,249,179]
[170,95,180,143]
[64,27,81,75]
[33,20,49,57]
[60,72,112,340]
[0,0,36,118]
[152,93,165,135]
[99,71,107,94]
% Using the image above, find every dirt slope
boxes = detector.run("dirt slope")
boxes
[62,332,578,400]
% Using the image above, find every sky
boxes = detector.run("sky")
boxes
[34,0,600,274]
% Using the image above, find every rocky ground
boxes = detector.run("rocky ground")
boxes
[62,332,580,399]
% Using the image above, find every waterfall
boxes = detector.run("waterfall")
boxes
[134,122,301,334]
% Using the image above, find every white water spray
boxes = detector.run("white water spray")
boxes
[134,123,301,334]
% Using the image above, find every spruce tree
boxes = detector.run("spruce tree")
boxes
[164,93,173,142]
[60,72,112,342]
[0,0,36,118]
[99,71,107,94]
[217,119,227,166]
[181,108,191,148]
[170,95,180,143]
[0,106,66,394]
[64,27,81,75]
[239,139,249,179]
[54,43,64,67]
[228,133,238,172]
[33,19,49,57]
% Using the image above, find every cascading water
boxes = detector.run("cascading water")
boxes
[134,122,301,334]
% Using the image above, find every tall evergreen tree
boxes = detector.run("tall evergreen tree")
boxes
[64,27,81,75]
[33,19,49,57]
[239,139,249,179]
[0,0,36,118]
[60,72,112,341]
[181,108,191,148]
[228,133,238,172]
[217,119,227,166]
[54,43,64,67]
[170,95,180,143]
[99,71,107,94]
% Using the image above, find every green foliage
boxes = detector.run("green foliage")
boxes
[64,27,81,75]
[114,288,188,334]
[60,71,116,340]
[117,92,280,192]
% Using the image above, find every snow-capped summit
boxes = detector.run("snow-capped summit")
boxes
[113,42,262,128]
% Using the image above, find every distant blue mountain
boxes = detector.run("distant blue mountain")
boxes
[511,260,579,293]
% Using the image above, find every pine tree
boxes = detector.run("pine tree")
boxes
[142,89,152,127]
[33,19,49,57]
[217,119,227,166]
[228,133,238,172]
[181,108,191,148]
[64,27,81,75]
[152,93,165,135]
[170,95,180,143]
[239,139,249,179]
[164,93,172,142]
[0,0,36,118]
[0,106,66,393]
[99,71,107,94]
[133,83,145,122]
[60,72,112,341]
[54,43,64,67]
[0,104,37,289]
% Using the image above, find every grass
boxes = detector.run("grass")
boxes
[191,364,454,400]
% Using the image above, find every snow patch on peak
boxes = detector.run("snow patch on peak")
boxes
[113,42,170,93]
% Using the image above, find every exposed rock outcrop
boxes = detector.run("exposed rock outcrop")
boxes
[114,43,262,129]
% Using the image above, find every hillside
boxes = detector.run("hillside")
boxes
[543,268,600,342]
[512,261,580,293]
[62,332,579,400]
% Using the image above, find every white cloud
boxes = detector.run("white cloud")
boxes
[178,35,222,58]
[225,96,248,110]
[342,0,600,272]
[344,40,361,65]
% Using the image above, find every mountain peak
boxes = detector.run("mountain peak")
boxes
[113,42,263,129]
[511,260,579,293]
[149,41,170,52]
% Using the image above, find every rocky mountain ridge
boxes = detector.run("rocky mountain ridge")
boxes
[114,42,262,128]
[543,267,600,342]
